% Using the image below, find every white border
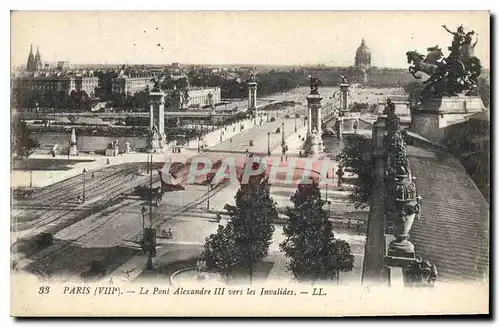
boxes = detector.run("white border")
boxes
[3,1,497,326]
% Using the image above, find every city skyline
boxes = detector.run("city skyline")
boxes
[11,11,490,69]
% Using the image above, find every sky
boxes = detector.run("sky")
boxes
[10,11,490,69]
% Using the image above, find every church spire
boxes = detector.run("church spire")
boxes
[26,43,35,72]
[35,45,41,62]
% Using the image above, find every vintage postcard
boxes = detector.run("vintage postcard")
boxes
[10,10,490,317]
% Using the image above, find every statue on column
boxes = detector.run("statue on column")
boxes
[308,75,322,95]
[336,165,344,188]
[150,75,163,92]
[125,141,131,154]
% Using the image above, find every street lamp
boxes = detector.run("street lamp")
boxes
[325,173,329,202]
[207,184,214,211]
[82,168,87,203]
[294,116,297,132]
[281,122,285,162]
[267,132,271,156]
[327,201,331,218]
[141,206,147,230]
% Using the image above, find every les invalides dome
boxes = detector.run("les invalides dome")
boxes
[355,39,371,70]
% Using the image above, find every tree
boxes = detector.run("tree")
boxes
[200,174,277,282]
[331,239,355,284]
[12,119,40,170]
[280,181,354,283]
[335,134,373,209]
[200,225,236,278]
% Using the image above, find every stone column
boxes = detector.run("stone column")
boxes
[306,92,323,154]
[149,102,154,130]
[68,128,78,156]
[316,104,322,135]
[307,111,312,136]
[248,81,258,114]
[340,83,349,112]
[148,92,167,153]
[337,117,343,140]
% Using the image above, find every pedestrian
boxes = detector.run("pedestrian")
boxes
[353,120,358,134]
[106,158,110,165]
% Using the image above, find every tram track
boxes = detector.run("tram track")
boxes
[12,162,164,233]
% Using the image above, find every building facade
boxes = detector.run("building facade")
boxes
[12,74,99,96]
[186,87,221,108]
[111,73,154,94]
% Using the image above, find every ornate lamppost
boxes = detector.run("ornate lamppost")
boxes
[141,205,147,230]
[281,122,286,162]
[144,154,156,270]
[267,132,271,156]
[325,172,329,202]
[207,184,214,211]
[82,168,87,203]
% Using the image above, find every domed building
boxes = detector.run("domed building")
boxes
[355,39,371,70]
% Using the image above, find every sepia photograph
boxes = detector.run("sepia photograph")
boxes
[9,9,491,317]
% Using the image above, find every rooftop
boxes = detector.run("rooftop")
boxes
[406,142,489,283]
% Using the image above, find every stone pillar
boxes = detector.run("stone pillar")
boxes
[149,100,154,130]
[306,92,323,155]
[340,83,349,113]
[361,115,389,285]
[248,81,258,114]
[68,128,78,156]
[307,93,322,135]
[307,112,313,136]
[148,92,167,153]
[410,96,486,144]
[337,117,343,140]
[316,104,322,135]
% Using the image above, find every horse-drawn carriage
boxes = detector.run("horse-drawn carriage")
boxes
[12,188,34,200]
[134,185,163,205]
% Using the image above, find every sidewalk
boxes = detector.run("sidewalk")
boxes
[11,150,199,188]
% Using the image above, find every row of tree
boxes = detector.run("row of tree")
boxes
[12,88,94,111]
[200,173,355,283]
[186,70,306,99]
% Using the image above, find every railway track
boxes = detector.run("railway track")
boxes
[12,162,164,233]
